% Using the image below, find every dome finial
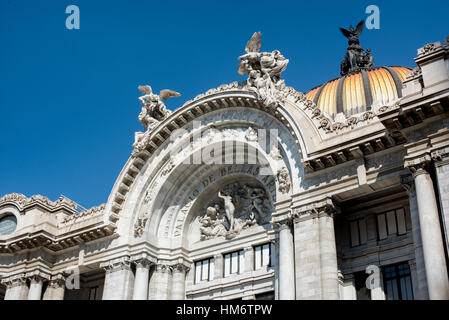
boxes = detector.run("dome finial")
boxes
[340,20,375,76]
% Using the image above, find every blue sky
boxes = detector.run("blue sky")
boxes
[1,0,448,208]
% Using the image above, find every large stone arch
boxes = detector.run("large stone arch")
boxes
[104,89,324,249]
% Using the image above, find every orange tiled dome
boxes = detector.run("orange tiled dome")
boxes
[305,66,411,118]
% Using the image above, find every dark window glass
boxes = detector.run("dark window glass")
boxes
[255,291,275,300]
[383,262,413,300]
[354,271,371,300]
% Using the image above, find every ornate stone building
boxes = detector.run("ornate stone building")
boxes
[1,29,449,300]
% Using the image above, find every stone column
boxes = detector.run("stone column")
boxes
[43,276,65,300]
[276,218,295,300]
[132,259,152,300]
[101,259,135,300]
[2,275,29,300]
[432,147,449,251]
[319,206,340,300]
[402,176,429,299]
[153,264,172,300]
[293,197,340,300]
[171,264,189,300]
[406,154,449,300]
[27,275,44,300]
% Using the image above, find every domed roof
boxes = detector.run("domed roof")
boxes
[305,66,411,118]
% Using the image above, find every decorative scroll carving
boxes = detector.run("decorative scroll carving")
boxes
[277,166,291,194]
[199,182,272,240]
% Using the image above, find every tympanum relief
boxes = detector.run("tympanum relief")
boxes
[198,182,272,240]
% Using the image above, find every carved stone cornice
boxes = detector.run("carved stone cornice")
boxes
[0,223,117,254]
[292,197,338,223]
[404,153,431,178]
[0,193,79,214]
[60,203,106,225]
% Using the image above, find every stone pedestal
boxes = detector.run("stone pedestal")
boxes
[101,259,135,300]
[277,219,295,300]
[132,259,152,300]
[2,276,29,300]
[406,155,449,300]
[28,276,44,300]
[171,264,189,300]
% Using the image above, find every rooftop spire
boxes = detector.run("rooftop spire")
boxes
[340,20,375,75]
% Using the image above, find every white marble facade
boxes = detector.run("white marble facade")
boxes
[1,35,449,300]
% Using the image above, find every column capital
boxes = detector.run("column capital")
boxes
[26,270,50,283]
[48,275,66,289]
[172,263,190,274]
[1,273,27,288]
[101,257,132,273]
[404,153,431,177]
[155,264,173,274]
[431,146,449,166]
[272,217,293,231]
[292,197,338,223]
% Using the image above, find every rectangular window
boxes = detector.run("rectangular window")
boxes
[383,262,414,300]
[377,208,408,240]
[224,250,245,277]
[195,258,215,284]
[88,286,99,300]
[254,243,273,270]
[349,218,367,247]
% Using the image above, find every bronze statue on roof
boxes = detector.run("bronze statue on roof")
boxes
[340,20,375,76]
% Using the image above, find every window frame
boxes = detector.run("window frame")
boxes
[253,243,273,270]
[382,262,414,300]
[194,257,214,284]
[223,249,245,277]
